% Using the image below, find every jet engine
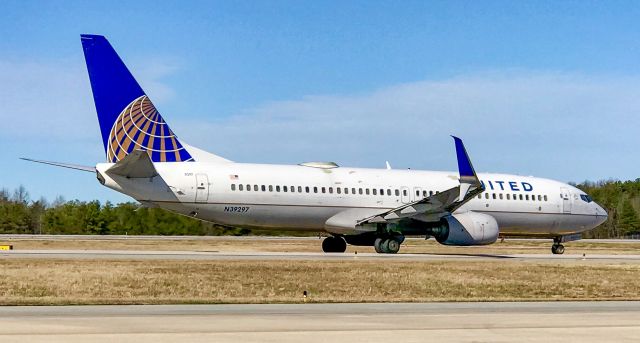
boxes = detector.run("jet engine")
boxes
[429,212,499,246]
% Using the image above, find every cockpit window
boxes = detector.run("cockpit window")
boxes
[580,194,593,203]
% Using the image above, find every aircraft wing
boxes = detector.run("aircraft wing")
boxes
[357,136,484,225]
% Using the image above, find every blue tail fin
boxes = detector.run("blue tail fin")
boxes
[81,34,193,163]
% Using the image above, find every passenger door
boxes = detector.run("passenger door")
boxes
[560,187,572,213]
[195,173,209,203]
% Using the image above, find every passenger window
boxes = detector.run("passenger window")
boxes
[298,186,302,193]
[373,189,377,195]
[239,184,244,191]
[254,185,259,191]
[337,188,341,194]
[246,184,250,191]
[525,194,529,200]
[305,186,309,193]
[485,193,489,199]
[531,195,535,201]
[276,186,280,192]
[231,184,236,191]
[506,194,510,200]
[544,195,548,201]
[283,186,287,192]
[430,191,434,196]
[423,190,427,197]
[379,189,383,195]
[269,185,273,192]
[477,195,481,199]
[359,188,363,195]
[499,194,503,200]
[388,189,392,196]
[352,188,356,194]
[395,189,400,196]
[519,194,523,200]
[290,186,295,192]
[366,189,370,195]
[492,193,496,199]
[322,187,326,193]
[344,188,348,194]
[403,189,407,196]
[329,187,333,194]
[314,187,318,193]
[537,195,542,201]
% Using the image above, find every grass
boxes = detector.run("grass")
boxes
[2,237,640,255]
[1,259,639,305]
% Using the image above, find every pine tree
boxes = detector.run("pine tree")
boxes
[618,199,640,236]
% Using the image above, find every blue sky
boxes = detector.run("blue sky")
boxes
[1,1,640,204]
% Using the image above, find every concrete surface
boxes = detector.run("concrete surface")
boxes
[1,302,639,342]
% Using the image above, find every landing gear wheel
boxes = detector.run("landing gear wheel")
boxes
[386,238,400,254]
[322,236,347,253]
[374,238,384,253]
[551,236,565,255]
[374,237,402,254]
[379,239,390,253]
[551,244,565,255]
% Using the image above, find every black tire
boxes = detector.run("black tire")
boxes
[551,244,565,255]
[374,238,384,253]
[322,236,336,253]
[380,239,391,254]
[322,236,347,253]
[334,236,347,253]
[387,238,400,254]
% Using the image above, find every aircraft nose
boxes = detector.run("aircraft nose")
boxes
[594,202,608,226]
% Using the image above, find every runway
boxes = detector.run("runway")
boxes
[1,302,639,342]
[3,249,640,263]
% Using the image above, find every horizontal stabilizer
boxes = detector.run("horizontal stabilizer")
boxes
[106,150,158,178]
[20,158,95,173]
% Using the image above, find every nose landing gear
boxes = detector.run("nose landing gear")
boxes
[551,237,565,255]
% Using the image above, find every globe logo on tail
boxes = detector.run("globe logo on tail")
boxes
[107,95,193,163]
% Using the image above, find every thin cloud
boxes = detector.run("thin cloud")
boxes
[0,58,180,142]
[174,71,640,181]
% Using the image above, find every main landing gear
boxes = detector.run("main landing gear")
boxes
[374,236,403,254]
[322,235,347,253]
[551,237,565,255]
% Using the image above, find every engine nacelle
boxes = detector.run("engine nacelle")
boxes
[432,212,499,246]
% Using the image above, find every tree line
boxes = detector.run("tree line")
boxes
[0,181,639,238]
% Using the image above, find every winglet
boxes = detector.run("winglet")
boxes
[452,136,477,178]
[451,136,483,201]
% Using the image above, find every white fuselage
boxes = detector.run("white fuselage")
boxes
[96,161,608,238]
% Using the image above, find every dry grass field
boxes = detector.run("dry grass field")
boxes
[1,237,639,305]
[2,236,640,255]
[1,258,639,305]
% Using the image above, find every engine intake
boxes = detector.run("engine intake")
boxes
[431,212,499,246]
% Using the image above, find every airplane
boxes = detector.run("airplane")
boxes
[23,34,608,255]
